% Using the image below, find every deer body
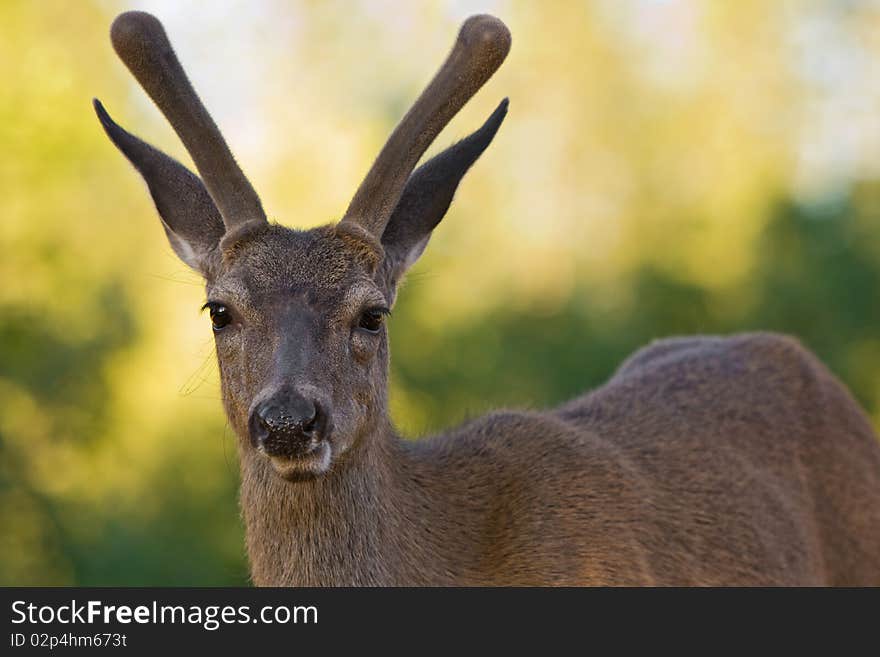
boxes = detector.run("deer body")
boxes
[241,332,880,586]
[96,12,880,586]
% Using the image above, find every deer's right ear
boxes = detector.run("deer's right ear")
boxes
[93,99,225,274]
[380,98,508,286]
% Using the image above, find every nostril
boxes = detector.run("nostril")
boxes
[301,404,320,434]
[249,404,272,448]
[288,396,318,434]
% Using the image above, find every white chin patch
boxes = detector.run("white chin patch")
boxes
[269,441,332,480]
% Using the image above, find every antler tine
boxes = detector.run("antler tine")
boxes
[110,11,266,229]
[340,15,511,239]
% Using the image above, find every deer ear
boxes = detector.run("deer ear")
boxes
[94,99,225,274]
[380,99,507,283]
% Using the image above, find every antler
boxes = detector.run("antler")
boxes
[339,14,511,239]
[110,11,266,229]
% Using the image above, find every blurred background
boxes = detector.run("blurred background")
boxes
[2,0,879,585]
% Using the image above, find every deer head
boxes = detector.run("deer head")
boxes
[94,11,510,481]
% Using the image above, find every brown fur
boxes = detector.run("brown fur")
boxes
[95,11,880,586]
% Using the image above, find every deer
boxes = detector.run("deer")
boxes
[93,10,880,586]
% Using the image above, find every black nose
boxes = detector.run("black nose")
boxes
[249,392,325,457]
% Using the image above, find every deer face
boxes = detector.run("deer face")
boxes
[203,225,391,479]
[95,11,510,480]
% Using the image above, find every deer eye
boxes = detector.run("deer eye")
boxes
[357,308,388,334]
[204,302,232,332]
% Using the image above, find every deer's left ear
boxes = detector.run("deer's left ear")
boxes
[380,99,508,286]
[94,99,225,274]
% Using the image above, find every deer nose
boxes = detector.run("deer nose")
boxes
[249,392,325,457]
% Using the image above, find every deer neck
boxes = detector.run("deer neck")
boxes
[238,418,446,586]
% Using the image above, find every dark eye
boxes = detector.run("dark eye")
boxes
[358,308,388,334]
[205,303,232,332]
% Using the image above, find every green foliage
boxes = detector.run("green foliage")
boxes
[392,188,880,435]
